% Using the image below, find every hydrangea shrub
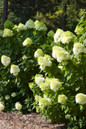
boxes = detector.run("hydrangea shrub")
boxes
[0,19,54,113]
[0,17,86,128]
[29,19,86,128]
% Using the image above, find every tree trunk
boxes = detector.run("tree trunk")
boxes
[2,0,8,29]
[61,3,67,31]
[26,0,30,21]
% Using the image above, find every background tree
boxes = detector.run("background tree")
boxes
[2,0,8,29]
[61,1,67,30]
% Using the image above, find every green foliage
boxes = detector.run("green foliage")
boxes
[4,20,14,29]
[30,16,86,128]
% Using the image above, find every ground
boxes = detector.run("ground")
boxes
[0,112,66,129]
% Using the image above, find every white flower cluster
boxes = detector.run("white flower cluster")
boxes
[17,23,25,32]
[39,82,50,91]
[73,42,86,55]
[23,37,32,47]
[35,95,41,102]
[25,19,35,29]
[1,55,11,66]
[35,94,52,109]
[52,46,71,63]
[34,20,40,28]
[10,64,20,76]
[38,54,52,70]
[50,78,62,92]
[35,74,45,86]
[39,77,51,91]
[35,22,47,31]
[3,28,13,37]
[61,31,76,44]
[29,82,35,90]
[38,97,52,109]
[0,102,5,111]
[11,92,16,97]
[34,49,43,58]
[54,29,64,43]
[54,29,76,44]
[5,95,10,100]
[15,102,22,110]
[52,46,63,59]
[35,75,62,92]
[58,94,68,104]
[75,93,86,104]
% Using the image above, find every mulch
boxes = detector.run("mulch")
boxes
[0,112,67,129]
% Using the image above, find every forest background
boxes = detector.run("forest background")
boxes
[0,0,86,32]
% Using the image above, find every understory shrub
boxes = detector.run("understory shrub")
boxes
[0,19,54,113]
[29,18,86,128]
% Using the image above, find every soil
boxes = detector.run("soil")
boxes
[0,112,66,129]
